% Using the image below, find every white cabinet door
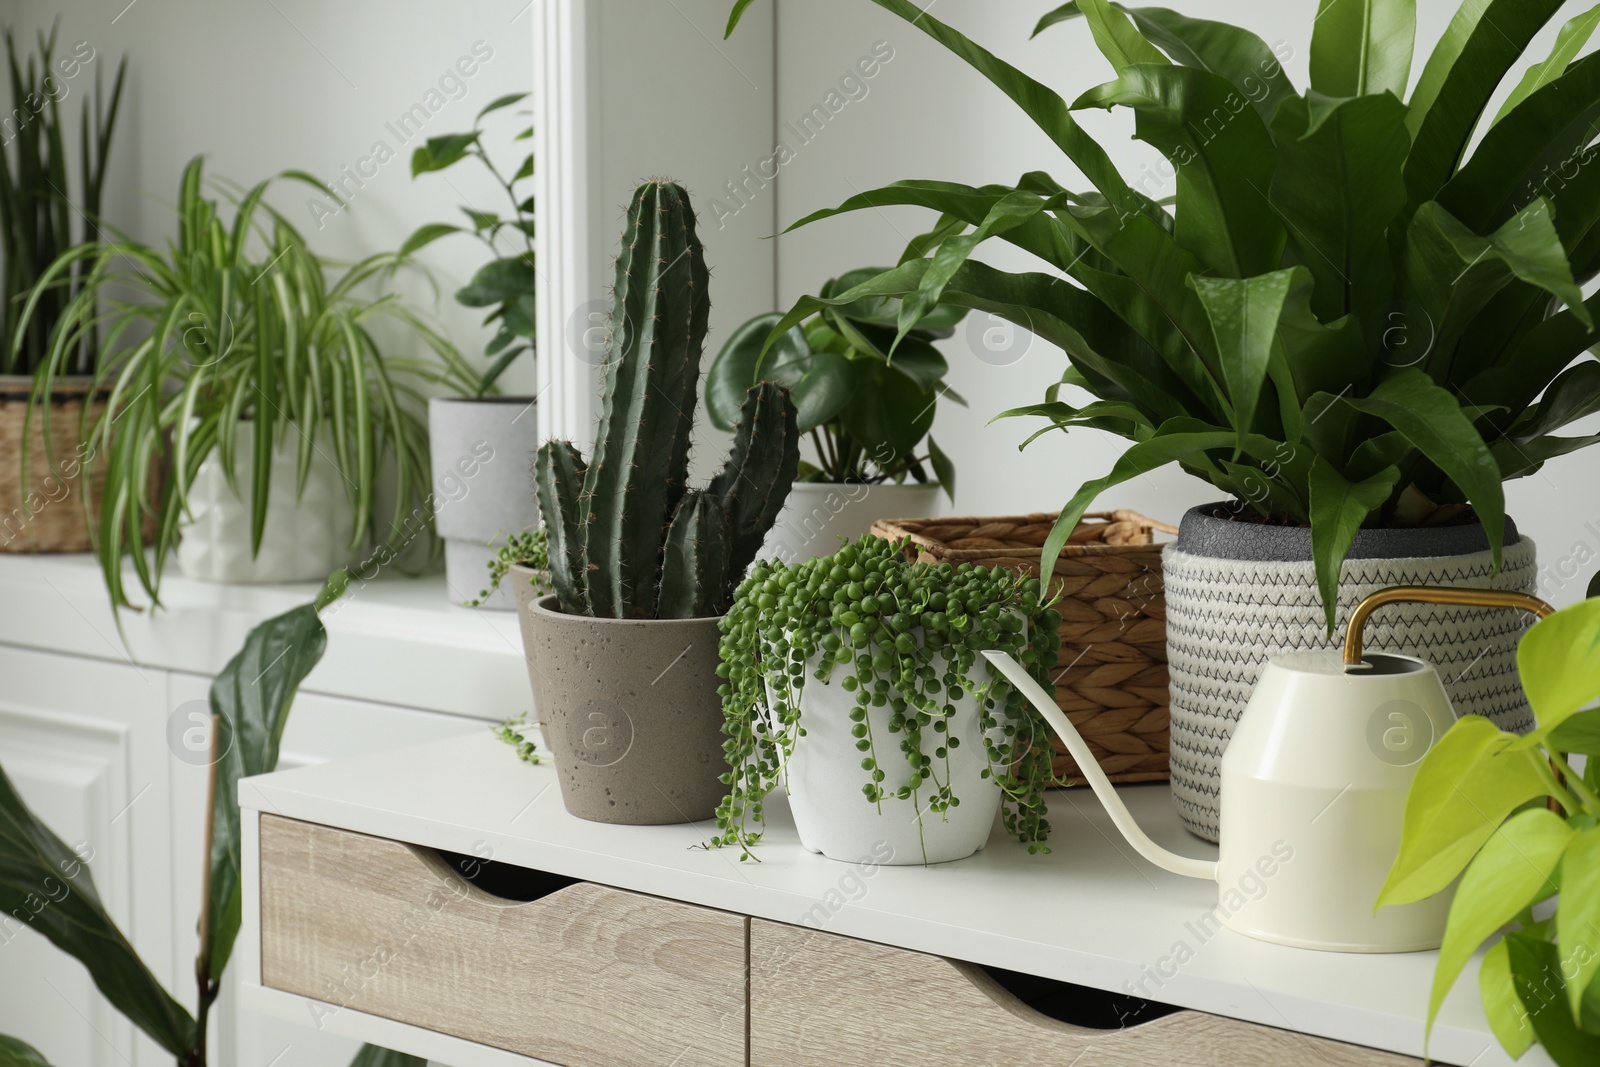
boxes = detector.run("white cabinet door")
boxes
[0,646,175,1067]
[165,671,484,1067]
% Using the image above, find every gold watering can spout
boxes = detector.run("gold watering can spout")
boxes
[1341,586,1556,668]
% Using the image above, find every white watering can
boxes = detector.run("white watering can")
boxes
[984,586,1554,953]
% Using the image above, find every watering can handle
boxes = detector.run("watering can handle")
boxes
[980,650,1218,883]
[1342,586,1555,667]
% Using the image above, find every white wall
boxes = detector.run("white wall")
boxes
[768,0,1600,606]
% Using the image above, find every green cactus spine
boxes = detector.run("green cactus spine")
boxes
[533,180,799,621]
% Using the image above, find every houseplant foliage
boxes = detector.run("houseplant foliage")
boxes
[711,534,1062,858]
[707,269,968,499]
[0,22,124,379]
[726,0,1600,628]
[0,572,419,1067]
[403,91,535,397]
[536,180,800,620]
[1378,593,1600,1066]
[17,156,473,609]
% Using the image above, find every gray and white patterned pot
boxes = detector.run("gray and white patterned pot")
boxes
[1163,504,1538,842]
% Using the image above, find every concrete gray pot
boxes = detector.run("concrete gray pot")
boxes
[520,593,728,825]
[428,396,540,609]
[1164,503,1539,842]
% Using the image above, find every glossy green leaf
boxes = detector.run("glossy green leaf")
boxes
[1309,0,1415,99]
[0,1037,51,1067]
[1493,4,1600,127]
[839,359,936,463]
[1379,716,1553,907]
[1559,828,1600,1020]
[1076,0,1169,72]
[927,436,956,503]
[205,594,331,982]
[1269,91,1409,321]
[1307,458,1400,632]
[456,257,535,308]
[0,766,195,1056]
[349,1046,427,1067]
[410,132,479,176]
[1102,5,1296,125]
[1507,933,1600,1065]
[398,222,461,258]
[706,312,810,431]
[1480,939,1536,1059]
[1517,598,1600,737]
[785,350,857,434]
[1190,269,1295,450]
[1073,65,1282,277]
[1428,808,1573,1037]
[724,0,759,36]
[1509,361,1600,444]
[476,91,528,122]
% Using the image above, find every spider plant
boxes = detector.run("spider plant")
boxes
[15,156,474,609]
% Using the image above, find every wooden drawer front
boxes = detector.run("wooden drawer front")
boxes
[749,920,1418,1067]
[259,815,747,1067]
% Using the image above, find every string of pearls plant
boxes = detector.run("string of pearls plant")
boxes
[711,535,1063,859]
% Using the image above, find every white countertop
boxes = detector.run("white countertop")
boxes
[241,730,1542,1067]
[0,554,527,718]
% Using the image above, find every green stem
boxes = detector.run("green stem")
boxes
[1535,758,1584,817]
[1550,751,1600,814]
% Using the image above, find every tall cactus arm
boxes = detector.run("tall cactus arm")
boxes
[581,181,711,618]
[710,381,800,581]
[534,440,588,615]
[657,491,733,619]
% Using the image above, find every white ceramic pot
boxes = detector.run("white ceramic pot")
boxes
[780,649,1002,866]
[761,481,940,564]
[177,426,356,584]
[429,396,541,609]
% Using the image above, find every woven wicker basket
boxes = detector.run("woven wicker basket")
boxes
[870,510,1178,785]
[0,376,138,554]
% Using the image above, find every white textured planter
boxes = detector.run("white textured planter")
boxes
[761,481,940,563]
[177,427,356,584]
[429,396,541,609]
[780,650,1002,866]
[1163,504,1540,842]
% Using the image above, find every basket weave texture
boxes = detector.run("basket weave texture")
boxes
[870,510,1177,785]
[0,377,129,554]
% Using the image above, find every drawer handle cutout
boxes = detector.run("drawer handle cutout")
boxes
[417,846,582,904]
[979,965,1183,1031]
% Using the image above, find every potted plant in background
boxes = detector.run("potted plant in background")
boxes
[0,25,126,553]
[712,534,1060,864]
[404,92,538,609]
[727,0,1600,841]
[527,179,799,826]
[708,268,966,563]
[1378,588,1600,1066]
[21,157,470,609]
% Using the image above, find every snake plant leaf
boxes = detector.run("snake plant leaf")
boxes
[0,765,196,1056]
[1340,369,1505,568]
[1403,0,1565,208]
[1309,0,1416,99]
[1189,269,1296,452]
[1075,0,1169,73]
[1426,807,1574,1039]
[1506,933,1600,1065]
[1478,940,1536,1059]
[205,592,331,982]
[1270,91,1410,321]
[1559,828,1600,1021]
[1307,459,1401,632]
[1515,597,1600,740]
[1073,65,1282,278]
[1492,3,1600,128]
[1379,716,1553,907]
[0,1036,51,1067]
[349,1045,427,1067]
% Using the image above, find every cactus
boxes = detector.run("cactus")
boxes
[535,180,799,620]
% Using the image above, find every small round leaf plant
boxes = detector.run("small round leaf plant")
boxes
[711,535,1063,859]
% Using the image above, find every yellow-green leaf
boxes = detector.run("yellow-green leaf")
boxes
[1480,939,1535,1058]
[1518,598,1600,736]
[1078,0,1168,72]
[1428,808,1573,1036]
[1559,827,1600,1021]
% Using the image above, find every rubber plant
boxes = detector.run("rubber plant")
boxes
[1378,590,1600,1066]
[0,571,420,1067]
[726,0,1600,628]
[535,180,801,620]
[403,91,536,397]
[707,269,968,500]
[15,156,475,610]
[710,534,1061,859]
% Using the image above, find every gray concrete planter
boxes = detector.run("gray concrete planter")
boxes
[1163,503,1539,842]
[519,593,728,825]
[429,396,540,608]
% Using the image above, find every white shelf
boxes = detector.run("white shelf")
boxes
[0,554,527,719]
[241,731,1543,1067]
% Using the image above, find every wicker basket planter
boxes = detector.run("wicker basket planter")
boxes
[0,376,120,553]
[871,511,1177,785]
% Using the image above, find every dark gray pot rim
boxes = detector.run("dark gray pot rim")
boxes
[1174,502,1521,563]
[429,394,538,407]
[529,592,724,625]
